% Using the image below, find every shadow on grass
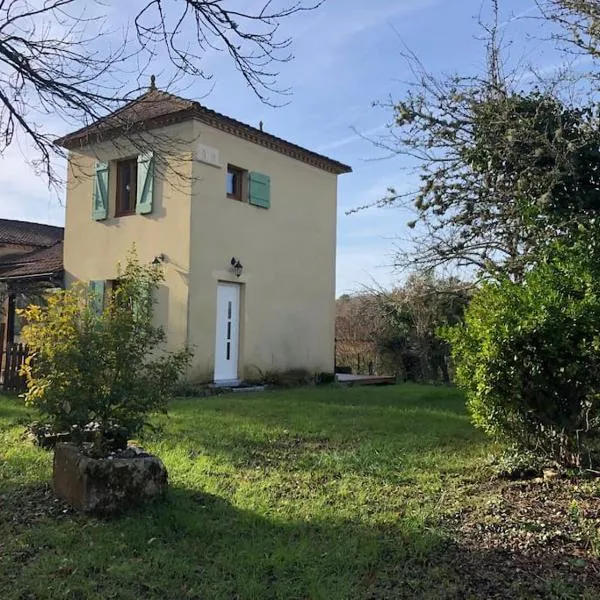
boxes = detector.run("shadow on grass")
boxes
[161,416,484,479]
[0,399,30,423]
[0,480,596,600]
[177,383,468,413]
[156,388,483,478]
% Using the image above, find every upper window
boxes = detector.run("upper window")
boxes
[116,158,138,216]
[92,153,154,221]
[227,165,245,201]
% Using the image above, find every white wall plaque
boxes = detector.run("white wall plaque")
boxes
[196,143,221,168]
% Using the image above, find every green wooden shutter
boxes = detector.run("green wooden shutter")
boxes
[92,162,109,220]
[249,172,271,209]
[88,280,105,315]
[136,152,154,215]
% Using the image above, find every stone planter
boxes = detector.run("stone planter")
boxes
[53,443,168,514]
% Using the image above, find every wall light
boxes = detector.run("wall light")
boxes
[230,257,243,277]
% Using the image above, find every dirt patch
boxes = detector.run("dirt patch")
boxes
[440,478,600,598]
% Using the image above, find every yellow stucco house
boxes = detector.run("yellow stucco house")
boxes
[56,83,351,384]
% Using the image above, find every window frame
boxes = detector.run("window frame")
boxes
[115,158,138,217]
[226,164,246,201]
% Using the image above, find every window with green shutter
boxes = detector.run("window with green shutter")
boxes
[92,162,109,220]
[88,280,105,315]
[248,172,271,209]
[136,152,154,215]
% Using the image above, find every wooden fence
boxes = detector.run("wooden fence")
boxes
[2,343,29,393]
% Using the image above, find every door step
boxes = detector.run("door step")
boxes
[209,381,266,393]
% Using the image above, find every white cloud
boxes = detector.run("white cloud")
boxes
[0,142,65,226]
[316,123,388,153]
[516,54,595,85]
[500,4,538,28]
[287,0,440,86]
[297,0,438,46]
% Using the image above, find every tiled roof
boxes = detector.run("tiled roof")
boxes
[0,219,64,248]
[0,242,64,280]
[55,88,352,175]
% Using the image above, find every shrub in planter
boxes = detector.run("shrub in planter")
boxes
[442,242,600,469]
[18,250,191,511]
[53,442,169,514]
[20,250,191,453]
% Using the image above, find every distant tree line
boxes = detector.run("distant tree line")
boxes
[335,274,470,384]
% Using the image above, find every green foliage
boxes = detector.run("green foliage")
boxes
[315,372,336,385]
[18,250,191,451]
[336,274,470,382]
[376,36,600,278]
[443,240,600,467]
[262,368,313,388]
[467,93,600,258]
[489,449,549,480]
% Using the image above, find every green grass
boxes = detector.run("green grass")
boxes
[0,384,597,599]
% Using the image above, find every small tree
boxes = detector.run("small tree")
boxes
[19,250,191,454]
[362,2,600,280]
[376,274,471,383]
[443,237,600,468]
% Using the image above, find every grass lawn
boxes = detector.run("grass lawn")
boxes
[0,384,599,599]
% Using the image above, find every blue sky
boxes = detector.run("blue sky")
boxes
[0,0,565,294]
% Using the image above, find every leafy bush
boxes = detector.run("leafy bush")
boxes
[262,368,313,388]
[442,244,600,468]
[315,372,336,385]
[19,250,192,454]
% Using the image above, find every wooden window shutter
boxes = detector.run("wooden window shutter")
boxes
[136,152,155,215]
[88,280,105,315]
[92,162,109,220]
[248,172,271,209]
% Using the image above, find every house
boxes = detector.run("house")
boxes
[0,219,64,385]
[55,81,351,384]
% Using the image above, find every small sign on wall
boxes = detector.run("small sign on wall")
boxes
[196,143,220,168]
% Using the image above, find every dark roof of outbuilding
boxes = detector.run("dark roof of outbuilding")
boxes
[55,87,352,175]
[0,219,63,248]
[0,242,64,280]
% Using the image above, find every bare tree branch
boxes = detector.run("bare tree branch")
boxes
[537,0,600,60]
[0,0,324,186]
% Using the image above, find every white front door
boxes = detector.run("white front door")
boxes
[214,283,241,383]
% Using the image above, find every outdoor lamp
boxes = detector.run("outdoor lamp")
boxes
[230,257,243,277]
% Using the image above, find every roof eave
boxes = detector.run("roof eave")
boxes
[54,108,196,150]
[55,107,352,175]
[0,269,64,283]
